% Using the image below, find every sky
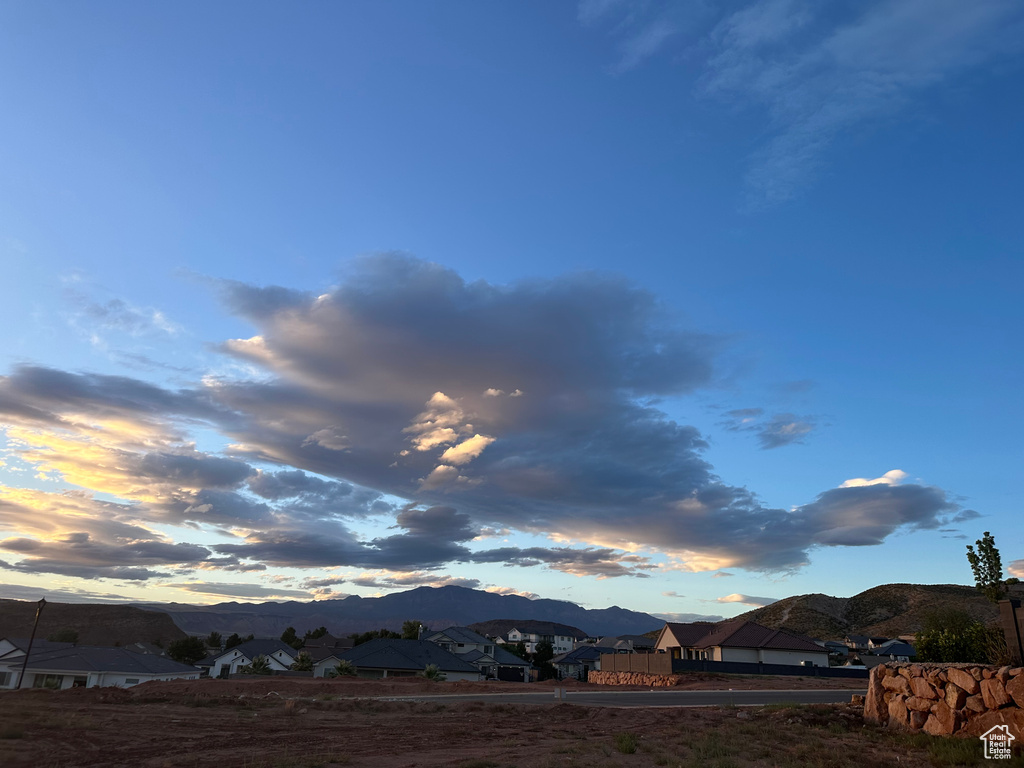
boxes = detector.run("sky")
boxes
[0,0,1022,621]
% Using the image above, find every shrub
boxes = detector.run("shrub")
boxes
[421,664,447,681]
[328,660,356,677]
[614,732,639,754]
[238,654,273,675]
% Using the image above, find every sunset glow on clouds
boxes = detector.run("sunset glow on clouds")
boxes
[1,0,1020,614]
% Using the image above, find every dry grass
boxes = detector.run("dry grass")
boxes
[2,687,1023,768]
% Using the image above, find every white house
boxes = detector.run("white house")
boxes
[196,638,298,678]
[501,621,587,655]
[424,627,532,681]
[0,643,201,689]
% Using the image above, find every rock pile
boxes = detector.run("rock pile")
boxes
[588,671,686,687]
[864,663,1024,736]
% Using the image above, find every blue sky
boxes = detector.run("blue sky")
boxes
[0,0,1021,619]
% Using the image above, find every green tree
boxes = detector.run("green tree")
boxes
[290,651,314,671]
[224,633,243,649]
[328,659,357,677]
[281,626,303,650]
[967,532,1005,603]
[502,641,529,660]
[915,608,1005,663]
[532,641,557,680]
[402,620,424,640]
[420,664,446,681]
[304,626,328,640]
[167,636,209,665]
[47,628,79,644]
[349,628,401,646]
[206,631,222,648]
[239,654,273,675]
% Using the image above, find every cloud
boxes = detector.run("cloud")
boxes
[720,408,817,448]
[712,571,734,578]
[717,593,778,607]
[470,546,656,579]
[580,0,1024,203]
[0,582,138,603]
[486,586,540,599]
[1009,560,1024,579]
[0,256,972,578]
[655,612,725,623]
[662,590,685,598]
[840,469,907,488]
[164,582,312,599]
[350,571,482,591]
[440,434,497,466]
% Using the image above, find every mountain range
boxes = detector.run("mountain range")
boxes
[134,586,664,638]
[1,582,1002,646]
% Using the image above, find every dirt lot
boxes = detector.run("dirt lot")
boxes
[1,677,1020,768]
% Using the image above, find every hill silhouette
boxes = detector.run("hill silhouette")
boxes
[0,599,186,646]
[736,583,1000,640]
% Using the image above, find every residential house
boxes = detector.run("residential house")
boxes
[314,638,481,681]
[552,645,615,680]
[0,644,200,689]
[301,633,355,665]
[500,621,587,655]
[655,619,830,667]
[196,638,298,678]
[424,627,531,681]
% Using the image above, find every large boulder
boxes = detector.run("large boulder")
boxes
[922,701,959,736]
[981,678,1012,710]
[910,677,937,699]
[946,668,980,695]
[1005,673,1024,708]
[944,682,967,711]
[882,675,912,696]
[960,709,1024,738]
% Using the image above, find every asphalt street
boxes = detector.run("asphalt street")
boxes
[389,688,867,708]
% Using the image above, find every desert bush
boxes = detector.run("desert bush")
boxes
[420,664,446,681]
[614,732,639,754]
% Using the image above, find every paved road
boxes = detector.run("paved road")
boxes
[388,688,867,708]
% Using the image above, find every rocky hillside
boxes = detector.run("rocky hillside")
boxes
[736,583,1000,640]
[0,599,186,646]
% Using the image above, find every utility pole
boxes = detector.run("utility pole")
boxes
[15,597,46,690]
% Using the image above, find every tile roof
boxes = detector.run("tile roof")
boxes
[338,639,479,673]
[9,646,200,675]
[692,619,826,653]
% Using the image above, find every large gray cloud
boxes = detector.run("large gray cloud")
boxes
[0,256,969,578]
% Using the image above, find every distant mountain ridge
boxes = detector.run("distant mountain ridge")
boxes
[134,586,664,638]
[736,583,1000,640]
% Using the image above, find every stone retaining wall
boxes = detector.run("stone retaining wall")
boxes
[589,671,688,687]
[864,663,1024,736]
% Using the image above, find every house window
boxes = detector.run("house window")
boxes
[124,678,140,686]
[0,672,10,686]
[33,673,63,689]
